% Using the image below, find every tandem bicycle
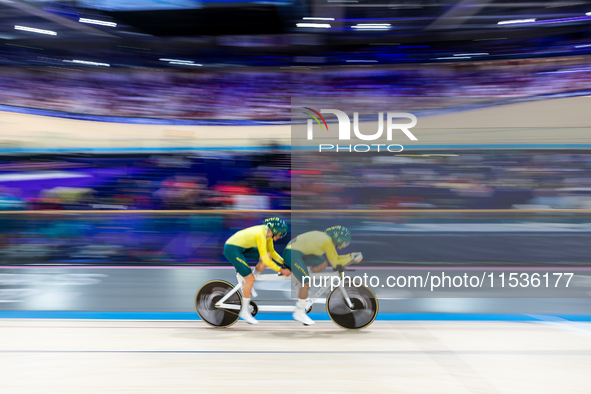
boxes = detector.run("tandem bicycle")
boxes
[195,264,378,330]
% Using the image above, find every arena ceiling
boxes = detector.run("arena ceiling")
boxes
[0,0,591,66]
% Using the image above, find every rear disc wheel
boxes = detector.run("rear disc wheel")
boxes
[195,280,241,328]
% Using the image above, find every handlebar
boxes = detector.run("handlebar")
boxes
[333,264,356,273]
[278,263,355,276]
[277,263,289,276]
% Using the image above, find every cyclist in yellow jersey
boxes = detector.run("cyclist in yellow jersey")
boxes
[283,226,363,325]
[224,217,290,324]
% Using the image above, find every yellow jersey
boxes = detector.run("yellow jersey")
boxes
[286,230,352,267]
[226,224,284,272]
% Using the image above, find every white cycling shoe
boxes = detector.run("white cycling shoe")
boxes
[293,309,315,325]
[239,311,259,325]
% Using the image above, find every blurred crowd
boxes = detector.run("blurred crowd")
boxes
[0,151,590,212]
[0,151,290,262]
[1,151,590,263]
[292,152,591,210]
[1,56,591,120]
[0,151,290,212]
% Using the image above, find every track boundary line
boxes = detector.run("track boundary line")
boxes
[2,312,591,321]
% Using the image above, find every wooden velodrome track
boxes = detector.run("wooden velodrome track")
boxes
[1,319,590,393]
[2,94,591,150]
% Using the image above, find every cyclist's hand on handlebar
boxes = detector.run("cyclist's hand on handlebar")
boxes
[279,268,291,277]
[350,252,363,263]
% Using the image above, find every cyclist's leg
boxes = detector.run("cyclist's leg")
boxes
[284,249,315,324]
[295,255,327,298]
[242,247,260,261]
[240,247,264,298]
[245,247,273,276]
[306,255,328,273]
[283,249,310,291]
[223,243,257,324]
[224,244,254,279]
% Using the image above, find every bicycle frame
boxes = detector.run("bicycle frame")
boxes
[215,270,355,312]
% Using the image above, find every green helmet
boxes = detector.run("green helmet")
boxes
[325,226,351,247]
[264,217,288,238]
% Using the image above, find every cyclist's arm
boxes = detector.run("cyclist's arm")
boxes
[322,239,353,268]
[266,238,284,265]
[255,232,282,272]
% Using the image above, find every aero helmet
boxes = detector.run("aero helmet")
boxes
[325,226,351,247]
[264,217,288,238]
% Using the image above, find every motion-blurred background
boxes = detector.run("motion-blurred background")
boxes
[0,0,590,294]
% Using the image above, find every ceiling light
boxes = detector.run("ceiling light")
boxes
[65,60,110,67]
[14,25,56,35]
[435,57,471,60]
[352,24,391,30]
[497,19,536,25]
[159,58,194,63]
[169,62,202,66]
[296,23,331,28]
[79,18,117,27]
